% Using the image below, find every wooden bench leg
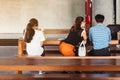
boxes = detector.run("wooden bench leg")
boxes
[14,71,22,74]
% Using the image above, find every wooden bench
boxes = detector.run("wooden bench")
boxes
[0,74,119,80]
[18,37,119,56]
[40,29,69,51]
[0,39,18,46]
[43,29,69,46]
[0,29,69,46]
[0,57,120,74]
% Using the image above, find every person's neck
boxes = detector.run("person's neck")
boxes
[97,23,103,25]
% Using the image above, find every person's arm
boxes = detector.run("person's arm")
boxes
[108,29,111,41]
[81,29,87,44]
[88,28,93,46]
[40,41,43,46]
[39,31,46,46]
[89,28,92,41]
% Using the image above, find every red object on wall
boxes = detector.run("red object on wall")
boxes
[85,0,92,26]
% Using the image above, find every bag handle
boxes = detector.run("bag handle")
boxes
[80,41,85,47]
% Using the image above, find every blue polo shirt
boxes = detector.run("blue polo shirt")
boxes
[89,23,111,49]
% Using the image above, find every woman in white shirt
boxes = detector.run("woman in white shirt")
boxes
[24,21,45,56]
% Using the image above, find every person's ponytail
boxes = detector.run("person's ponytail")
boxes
[24,23,35,43]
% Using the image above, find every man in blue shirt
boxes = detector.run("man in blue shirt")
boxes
[88,14,111,56]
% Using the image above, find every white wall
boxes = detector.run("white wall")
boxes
[0,0,85,33]
[117,0,120,24]
[92,0,114,26]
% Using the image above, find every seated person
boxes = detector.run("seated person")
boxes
[59,16,87,56]
[88,14,111,56]
[23,18,45,56]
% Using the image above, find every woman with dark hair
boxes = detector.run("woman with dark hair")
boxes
[29,18,38,26]
[24,19,45,56]
[23,18,39,34]
[59,16,87,56]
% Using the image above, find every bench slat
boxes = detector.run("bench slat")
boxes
[0,74,119,80]
[0,58,119,72]
[43,29,69,34]
[18,56,120,59]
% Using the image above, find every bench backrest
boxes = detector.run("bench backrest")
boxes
[43,29,69,34]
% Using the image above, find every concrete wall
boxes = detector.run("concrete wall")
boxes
[117,0,120,24]
[92,0,114,26]
[0,0,85,33]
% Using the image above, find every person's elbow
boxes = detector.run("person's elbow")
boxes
[40,42,43,46]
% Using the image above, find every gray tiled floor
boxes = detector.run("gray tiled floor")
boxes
[0,46,62,57]
[0,46,18,57]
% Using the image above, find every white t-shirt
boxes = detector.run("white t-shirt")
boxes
[26,30,45,56]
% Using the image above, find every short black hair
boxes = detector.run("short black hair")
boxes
[95,14,105,23]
